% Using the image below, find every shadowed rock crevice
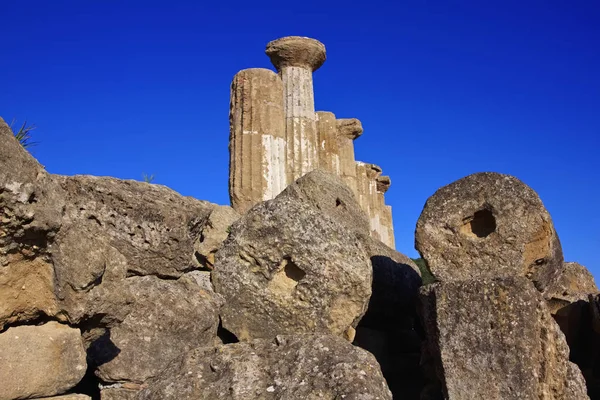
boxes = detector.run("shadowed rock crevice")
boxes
[283,257,305,282]
[217,319,239,344]
[461,208,496,238]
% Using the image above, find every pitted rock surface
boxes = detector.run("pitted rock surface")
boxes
[0,322,87,400]
[91,274,223,384]
[419,276,589,399]
[544,261,598,313]
[283,169,371,236]
[213,175,372,341]
[137,334,392,400]
[415,172,563,291]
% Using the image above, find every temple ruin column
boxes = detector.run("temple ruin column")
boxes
[266,36,326,183]
[336,118,363,196]
[229,68,286,214]
[376,175,395,249]
[316,111,340,175]
[356,162,395,249]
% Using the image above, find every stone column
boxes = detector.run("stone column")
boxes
[356,162,380,241]
[229,68,286,214]
[336,118,363,196]
[266,36,326,183]
[376,175,395,249]
[356,162,396,248]
[316,111,340,175]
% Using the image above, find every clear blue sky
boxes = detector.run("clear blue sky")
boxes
[2,1,599,277]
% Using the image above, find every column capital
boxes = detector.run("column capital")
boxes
[376,175,391,193]
[266,36,326,72]
[336,118,363,140]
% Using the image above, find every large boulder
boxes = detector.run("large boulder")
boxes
[419,276,588,399]
[90,274,223,384]
[213,174,373,341]
[0,322,87,400]
[415,172,563,291]
[137,334,392,399]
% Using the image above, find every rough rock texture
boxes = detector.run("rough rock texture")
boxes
[39,395,91,400]
[283,169,371,236]
[419,277,588,399]
[0,118,64,329]
[544,261,598,314]
[213,172,372,341]
[229,68,286,214]
[100,386,141,400]
[0,322,87,400]
[1,119,227,390]
[55,174,214,281]
[193,205,240,270]
[137,334,392,400]
[91,275,223,384]
[266,36,325,182]
[415,172,563,291]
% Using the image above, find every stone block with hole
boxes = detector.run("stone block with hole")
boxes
[415,172,563,290]
[212,172,372,341]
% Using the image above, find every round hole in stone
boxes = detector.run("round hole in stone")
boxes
[467,209,496,238]
[284,259,306,282]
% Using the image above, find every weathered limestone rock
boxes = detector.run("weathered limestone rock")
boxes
[419,277,588,399]
[0,256,59,330]
[0,322,87,400]
[137,334,392,399]
[415,172,563,291]
[50,174,218,323]
[336,118,363,194]
[213,172,372,341]
[192,205,240,270]
[228,68,286,214]
[91,275,223,384]
[266,36,326,182]
[544,261,598,314]
[0,118,64,329]
[39,395,91,400]
[282,169,371,236]
[100,386,140,400]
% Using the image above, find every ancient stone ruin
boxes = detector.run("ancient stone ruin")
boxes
[1,35,599,400]
[228,36,395,248]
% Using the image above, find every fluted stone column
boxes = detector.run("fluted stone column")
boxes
[266,36,326,183]
[316,111,340,175]
[336,118,363,196]
[229,68,286,214]
[356,162,396,248]
[376,175,395,249]
[356,162,379,240]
